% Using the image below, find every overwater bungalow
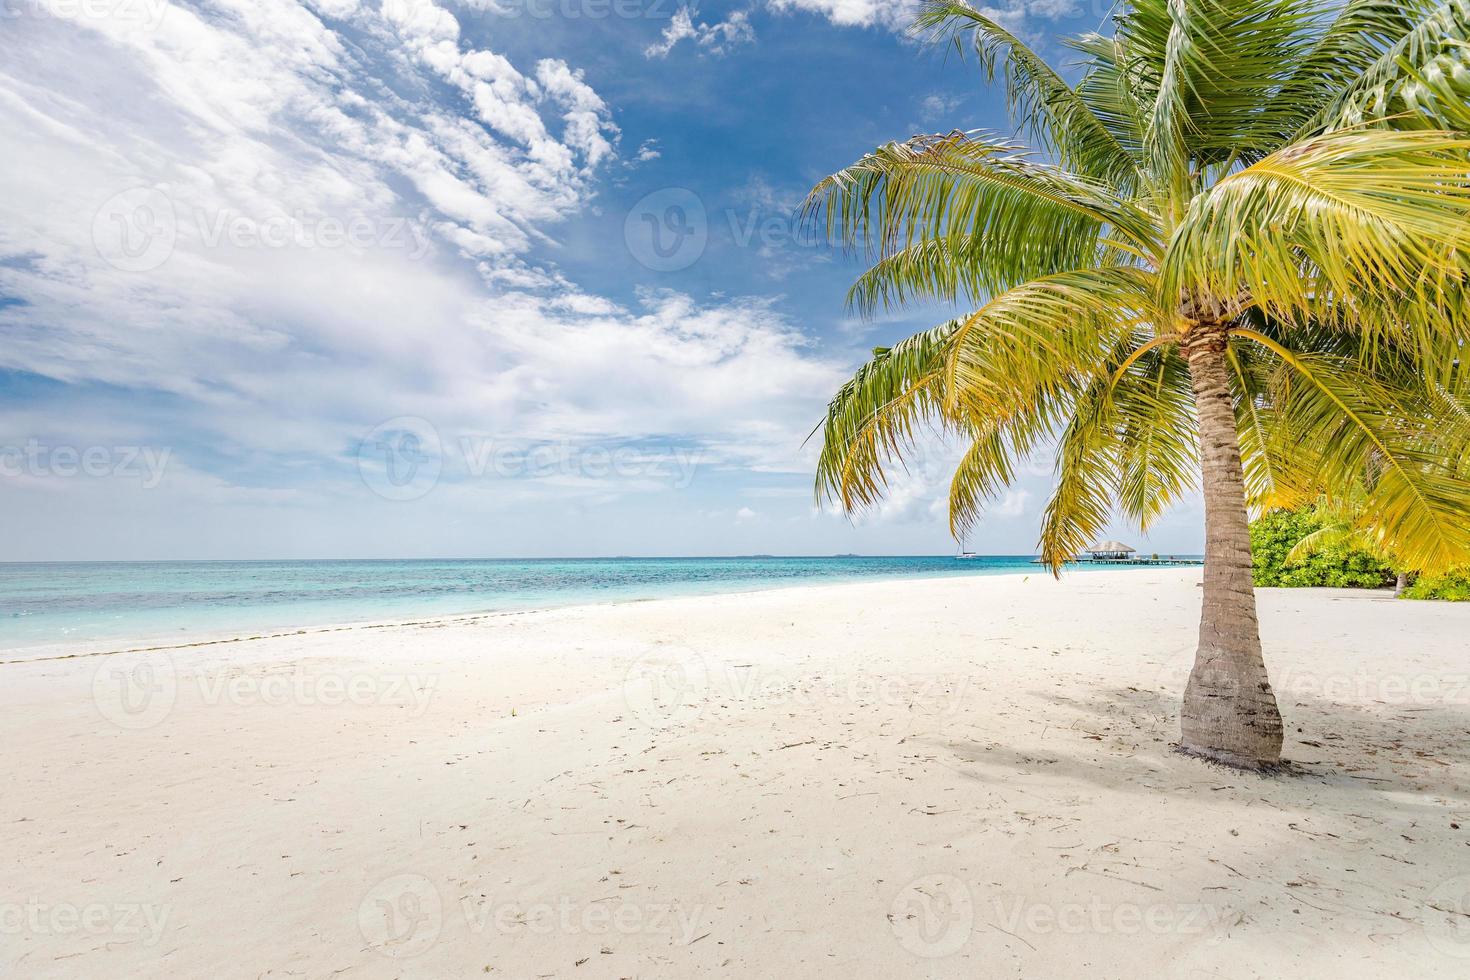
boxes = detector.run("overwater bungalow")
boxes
[1085,540,1137,560]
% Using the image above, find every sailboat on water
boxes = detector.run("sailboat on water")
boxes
[954,535,981,560]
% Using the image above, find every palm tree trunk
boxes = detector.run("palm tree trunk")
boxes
[1394,571,1409,597]
[1180,324,1284,769]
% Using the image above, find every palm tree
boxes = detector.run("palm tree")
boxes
[805,0,1470,769]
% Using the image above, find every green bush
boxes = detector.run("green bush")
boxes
[1402,567,1470,601]
[1249,509,1392,588]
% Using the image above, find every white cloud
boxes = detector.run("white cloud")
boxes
[0,0,848,514]
[920,93,962,119]
[633,138,662,163]
[645,5,699,56]
[764,0,919,30]
[535,58,616,167]
[765,0,1077,33]
[305,0,362,16]
[639,1,1076,65]
[992,488,1031,517]
[645,6,757,59]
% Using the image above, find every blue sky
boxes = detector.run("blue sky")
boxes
[0,0,1204,560]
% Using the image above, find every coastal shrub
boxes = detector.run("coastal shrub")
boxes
[1249,509,1391,589]
[1402,567,1470,602]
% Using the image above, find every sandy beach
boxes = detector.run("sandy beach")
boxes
[2,569,1468,978]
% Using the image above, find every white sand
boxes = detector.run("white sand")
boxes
[2,569,1468,978]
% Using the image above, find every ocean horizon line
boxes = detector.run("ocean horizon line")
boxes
[0,552,1202,566]
[0,553,1038,566]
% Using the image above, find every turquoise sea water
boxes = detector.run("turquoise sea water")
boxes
[0,556,1173,654]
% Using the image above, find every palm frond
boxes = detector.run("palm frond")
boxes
[813,322,960,514]
[800,131,1161,281]
[1233,329,1470,573]
[844,232,1107,319]
[1261,1,1439,146]
[1066,32,1150,169]
[1112,342,1198,530]
[947,413,1046,540]
[1283,520,1367,565]
[1038,377,1121,575]
[1165,128,1470,347]
[1121,0,1322,208]
[944,266,1168,416]
[912,0,1144,188]
[940,267,1172,537]
[1304,0,1470,134]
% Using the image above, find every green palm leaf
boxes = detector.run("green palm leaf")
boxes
[913,0,1143,188]
[1305,0,1470,134]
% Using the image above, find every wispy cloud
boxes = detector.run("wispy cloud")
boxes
[645,6,757,59]
[633,138,663,163]
[765,0,1079,34]
[920,93,963,119]
[0,0,845,514]
[765,0,920,30]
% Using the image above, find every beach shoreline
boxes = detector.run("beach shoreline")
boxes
[0,558,1067,663]
[3,570,1467,978]
[0,566,1067,664]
